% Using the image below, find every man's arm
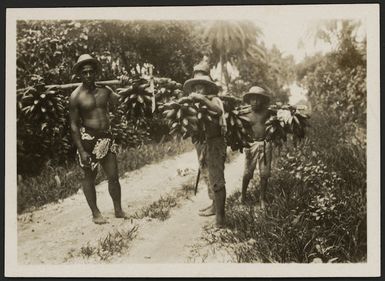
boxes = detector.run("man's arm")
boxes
[106,85,120,111]
[190,93,223,116]
[69,90,89,164]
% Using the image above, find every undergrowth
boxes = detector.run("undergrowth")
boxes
[201,112,366,263]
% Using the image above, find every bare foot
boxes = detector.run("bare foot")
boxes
[115,210,128,219]
[92,215,108,225]
[199,205,216,217]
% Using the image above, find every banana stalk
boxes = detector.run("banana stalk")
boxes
[265,104,310,148]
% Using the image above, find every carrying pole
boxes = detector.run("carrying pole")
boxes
[17,80,122,93]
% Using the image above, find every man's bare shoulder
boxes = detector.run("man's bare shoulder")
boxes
[70,85,83,104]
[96,84,114,96]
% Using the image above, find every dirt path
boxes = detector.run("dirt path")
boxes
[110,155,244,264]
[18,150,244,264]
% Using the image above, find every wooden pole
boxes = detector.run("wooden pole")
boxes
[17,80,122,93]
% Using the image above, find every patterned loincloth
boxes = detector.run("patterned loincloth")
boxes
[77,126,118,171]
[244,140,272,178]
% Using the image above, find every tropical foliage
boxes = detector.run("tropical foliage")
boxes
[16,20,206,175]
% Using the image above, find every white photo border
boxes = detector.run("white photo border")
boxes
[5,4,380,277]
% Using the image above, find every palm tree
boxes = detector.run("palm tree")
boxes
[202,20,264,91]
[306,19,365,68]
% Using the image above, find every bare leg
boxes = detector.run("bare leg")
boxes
[259,177,268,210]
[241,173,252,204]
[242,149,256,204]
[82,168,108,224]
[100,152,127,218]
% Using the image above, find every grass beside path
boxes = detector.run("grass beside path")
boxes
[66,225,139,262]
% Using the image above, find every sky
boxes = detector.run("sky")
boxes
[254,18,366,104]
[211,18,336,104]
[256,19,331,63]
[257,18,366,63]
[258,19,323,105]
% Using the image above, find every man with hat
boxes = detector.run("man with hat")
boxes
[69,54,127,224]
[184,62,227,228]
[241,86,273,209]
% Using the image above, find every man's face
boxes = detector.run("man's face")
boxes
[250,95,268,111]
[79,64,96,85]
[192,83,208,95]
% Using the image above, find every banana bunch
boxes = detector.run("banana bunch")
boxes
[225,106,254,152]
[153,77,183,102]
[218,96,253,152]
[117,76,183,121]
[161,96,203,141]
[265,114,288,147]
[18,81,64,130]
[192,100,227,144]
[265,104,310,147]
[288,111,310,145]
[161,94,255,150]
[116,77,153,121]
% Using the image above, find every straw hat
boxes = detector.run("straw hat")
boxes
[242,86,271,103]
[183,62,218,95]
[72,54,101,74]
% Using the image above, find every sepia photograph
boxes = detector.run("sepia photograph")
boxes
[4,3,380,277]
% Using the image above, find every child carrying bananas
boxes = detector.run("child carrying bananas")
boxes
[183,62,227,228]
[241,86,273,209]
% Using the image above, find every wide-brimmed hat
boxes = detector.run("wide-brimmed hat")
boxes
[183,70,218,95]
[242,86,271,103]
[73,54,102,74]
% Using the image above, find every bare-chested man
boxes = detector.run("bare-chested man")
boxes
[241,86,273,209]
[69,54,127,224]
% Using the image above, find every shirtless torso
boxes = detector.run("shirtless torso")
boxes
[244,107,270,141]
[71,84,113,131]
